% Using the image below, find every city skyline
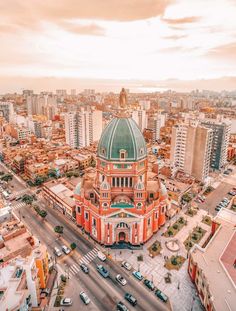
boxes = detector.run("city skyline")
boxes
[1,0,236,93]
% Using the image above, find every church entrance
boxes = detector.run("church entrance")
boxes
[118,231,126,242]
[115,222,130,243]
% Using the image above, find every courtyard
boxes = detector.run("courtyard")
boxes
[108,208,212,311]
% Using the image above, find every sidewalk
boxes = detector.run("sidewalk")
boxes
[109,209,208,311]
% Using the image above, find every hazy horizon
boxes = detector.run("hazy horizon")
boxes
[1,76,236,94]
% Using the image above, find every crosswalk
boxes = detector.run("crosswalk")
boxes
[11,201,26,210]
[69,247,100,276]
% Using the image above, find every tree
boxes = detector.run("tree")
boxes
[39,210,47,219]
[54,225,64,235]
[66,171,73,178]
[70,242,77,250]
[1,173,13,183]
[34,176,46,186]
[21,194,34,206]
[48,169,58,179]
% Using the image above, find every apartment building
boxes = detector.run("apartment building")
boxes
[0,101,14,122]
[170,124,213,181]
[65,109,103,148]
[147,113,166,142]
[200,119,231,170]
[131,109,147,132]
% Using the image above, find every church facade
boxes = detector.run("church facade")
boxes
[74,90,168,246]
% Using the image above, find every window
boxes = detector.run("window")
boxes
[101,148,106,156]
[148,218,151,226]
[92,218,96,226]
[120,149,126,160]
[150,193,154,198]
[112,177,115,187]
[77,206,81,214]
[90,193,94,199]
[84,212,89,220]
[136,202,142,209]
[102,202,108,209]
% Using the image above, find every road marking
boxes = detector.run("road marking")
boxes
[69,264,80,275]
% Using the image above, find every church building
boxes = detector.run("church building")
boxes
[74,89,168,246]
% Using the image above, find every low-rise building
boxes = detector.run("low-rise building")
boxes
[42,178,77,218]
[188,209,236,311]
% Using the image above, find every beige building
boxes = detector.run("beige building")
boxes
[188,209,236,311]
[170,124,213,181]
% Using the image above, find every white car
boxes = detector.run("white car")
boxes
[54,247,62,257]
[60,298,72,306]
[80,291,90,305]
[62,245,71,255]
[121,261,132,271]
[116,274,127,286]
[97,251,106,261]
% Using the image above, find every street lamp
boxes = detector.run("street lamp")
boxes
[190,295,196,311]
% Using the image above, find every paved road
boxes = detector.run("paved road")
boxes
[0,157,170,311]
[14,202,169,311]
[200,166,236,216]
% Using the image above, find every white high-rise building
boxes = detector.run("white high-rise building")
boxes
[170,124,213,181]
[131,110,147,132]
[65,110,103,148]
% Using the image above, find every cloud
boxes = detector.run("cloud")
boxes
[59,21,105,36]
[162,16,201,25]
[162,34,187,40]
[0,0,173,35]
[158,45,196,53]
[207,42,236,59]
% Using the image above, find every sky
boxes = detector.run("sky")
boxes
[1,0,236,93]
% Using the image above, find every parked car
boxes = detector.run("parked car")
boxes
[116,274,127,286]
[132,271,143,281]
[62,245,71,255]
[143,279,155,291]
[80,263,89,274]
[155,289,168,303]
[79,291,90,305]
[228,191,236,196]
[54,247,62,257]
[97,251,106,261]
[124,293,137,306]
[121,261,132,271]
[60,298,73,306]
[97,264,109,278]
[117,301,129,311]
[223,170,229,175]
[15,196,22,201]
[215,206,221,211]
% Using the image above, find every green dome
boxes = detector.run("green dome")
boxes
[98,117,147,161]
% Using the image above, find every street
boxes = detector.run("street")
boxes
[200,166,236,215]
[1,157,169,311]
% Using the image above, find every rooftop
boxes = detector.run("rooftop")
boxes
[191,208,236,311]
